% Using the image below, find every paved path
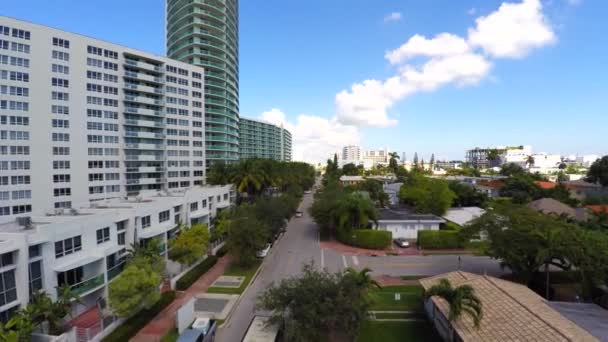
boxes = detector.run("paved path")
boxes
[131,255,231,342]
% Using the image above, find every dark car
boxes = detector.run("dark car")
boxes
[393,238,410,248]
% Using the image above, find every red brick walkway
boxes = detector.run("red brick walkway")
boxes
[130,256,231,342]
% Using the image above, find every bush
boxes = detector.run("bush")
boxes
[215,244,229,257]
[417,230,464,249]
[441,222,461,231]
[175,256,218,291]
[337,229,392,249]
[102,291,176,342]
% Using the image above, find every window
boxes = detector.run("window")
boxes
[89,186,104,194]
[190,202,198,211]
[54,201,71,209]
[117,232,126,246]
[0,270,17,307]
[53,188,71,197]
[51,64,69,74]
[11,29,30,40]
[29,261,43,295]
[52,91,69,101]
[87,45,102,55]
[11,205,31,215]
[53,160,70,169]
[54,236,82,258]
[159,210,170,223]
[51,50,69,61]
[52,119,69,128]
[11,190,31,200]
[52,105,69,115]
[52,146,70,155]
[0,252,14,268]
[52,133,69,142]
[202,199,207,208]
[141,216,151,228]
[52,37,70,48]
[116,220,127,231]
[11,175,30,184]
[28,245,41,258]
[96,227,110,244]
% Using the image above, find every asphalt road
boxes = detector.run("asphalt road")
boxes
[216,192,505,341]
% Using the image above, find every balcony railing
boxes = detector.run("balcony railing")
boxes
[107,262,126,281]
[69,274,105,296]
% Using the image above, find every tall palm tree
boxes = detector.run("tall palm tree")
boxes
[29,287,81,335]
[343,267,381,293]
[335,193,378,231]
[388,152,400,172]
[231,159,266,197]
[425,278,483,328]
[526,155,535,169]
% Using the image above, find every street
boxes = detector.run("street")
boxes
[216,192,504,341]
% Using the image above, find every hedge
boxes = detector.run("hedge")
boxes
[215,244,229,257]
[175,256,218,291]
[417,230,463,249]
[441,222,462,231]
[102,291,176,342]
[337,229,392,249]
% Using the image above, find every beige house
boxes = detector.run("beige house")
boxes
[420,271,600,342]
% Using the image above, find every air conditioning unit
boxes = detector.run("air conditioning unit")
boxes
[17,216,32,228]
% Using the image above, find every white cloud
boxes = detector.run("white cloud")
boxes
[468,0,556,58]
[383,12,402,23]
[385,33,470,65]
[258,109,360,164]
[334,0,556,128]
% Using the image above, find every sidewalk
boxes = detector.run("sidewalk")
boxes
[320,239,421,257]
[131,255,231,342]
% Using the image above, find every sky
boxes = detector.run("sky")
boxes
[2,0,607,163]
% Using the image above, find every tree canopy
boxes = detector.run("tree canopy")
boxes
[226,204,271,267]
[425,278,483,327]
[109,261,163,317]
[256,263,374,342]
[169,224,210,266]
[399,174,455,215]
[586,156,608,186]
[449,181,489,208]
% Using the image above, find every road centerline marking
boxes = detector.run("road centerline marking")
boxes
[321,249,325,269]
[342,255,348,268]
[352,255,359,266]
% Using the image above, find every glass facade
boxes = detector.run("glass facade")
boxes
[166,0,240,166]
[239,118,292,161]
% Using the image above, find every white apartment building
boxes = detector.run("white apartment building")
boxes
[0,185,233,325]
[499,145,533,167]
[1,16,210,221]
[342,145,361,161]
[364,148,390,165]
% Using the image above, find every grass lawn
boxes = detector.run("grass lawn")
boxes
[206,260,262,295]
[160,329,179,342]
[357,321,441,342]
[368,285,424,312]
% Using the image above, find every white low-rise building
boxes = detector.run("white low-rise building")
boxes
[375,209,445,240]
[0,185,232,324]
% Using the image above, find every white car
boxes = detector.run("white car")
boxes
[256,243,272,258]
[295,211,303,218]
[304,190,312,195]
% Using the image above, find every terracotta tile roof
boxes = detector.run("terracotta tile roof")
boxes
[420,271,599,342]
[476,180,505,189]
[586,205,608,214]
[535,181,558,189]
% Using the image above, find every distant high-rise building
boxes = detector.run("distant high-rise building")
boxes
[166,0,240,166]
[365,148,390,165]
[239,118,292,161]
[342,145,362,161]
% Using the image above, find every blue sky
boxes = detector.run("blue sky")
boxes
[3,0,607,162]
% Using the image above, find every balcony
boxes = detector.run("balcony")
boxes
[124,71,163,84]
[125,154,164,161]
[124,131,163,139]
[124,83,163,95]
[107,262,126,281]
[124,59,163,74]
[69,274,105,296]
[124,95,163,107]
[126,166,165,173]
[126,177,163,185]
[124,119,164,128]
[124,143,164,150]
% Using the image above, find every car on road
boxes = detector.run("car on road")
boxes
[256,243,272,258]
[295,211,303,217]
[304,190,312,195]
[393,238,410,248]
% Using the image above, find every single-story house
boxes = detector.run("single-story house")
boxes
[442,207,486,226]
[528,198,588,221]
[563,179,607,201]
[535,181,558,189]
[375,208,445,240]
[473,180,505,198]
[420,271,601,342]
[339,175,364,186]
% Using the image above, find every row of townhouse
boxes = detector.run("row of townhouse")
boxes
[0,185,233,323]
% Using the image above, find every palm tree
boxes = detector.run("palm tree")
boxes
[526,155,535,169]
[388,152,400,172]
[335,193,378,231]
[231,159,266,197]
[425,278,483,329]
[343,267,381,293]
[0,310,34,342]
[29,287,81,335]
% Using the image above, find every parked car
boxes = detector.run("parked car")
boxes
[393,238,410,248]
[295,211,303,218]
[304,190,312,195]
[256,243,272,258]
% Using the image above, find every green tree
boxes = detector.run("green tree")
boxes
[499,162,525,177]
[399,175,456,215]
[126,239,165,274]
[430,153,435,169]
[499,175,542,204]
[0,310,34,342]
[207,162,231,185]
[109,261,162,317]
[347,179,389,207]
[586,156,608,186]
[566,229,608,299]
[413,152,419,168]
[486,149,500,167]
[28,286,80,335]
[425,278,483,328]
[256,263,371,342]
[388,152,400,173]
[343,267,381,294]
[526,155,535,168]
[226,205,271,267]
[231,159,266,197]
[448,181,489,208]
[210,210,231,242]
[341,163,359,176]
[335,192,378,233]
[169,224,210,266]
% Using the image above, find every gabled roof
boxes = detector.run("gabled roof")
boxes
[564,179,602,189]
[535,181,558,189]
[420,271,599,342]
[377,208,445,222]
[443,207,486,226]
[528,198,577,218]
[586,205,608,214]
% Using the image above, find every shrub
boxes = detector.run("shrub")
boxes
[417,230,464,249]
[102,291,176,342]
[175,256,218,291]
[441,222,462,231]
[337,229,392,249]
[215,244,229,257]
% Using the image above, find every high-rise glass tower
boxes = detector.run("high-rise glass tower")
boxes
[166,0,239,166]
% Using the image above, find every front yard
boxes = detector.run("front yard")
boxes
[206,260,262,295]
